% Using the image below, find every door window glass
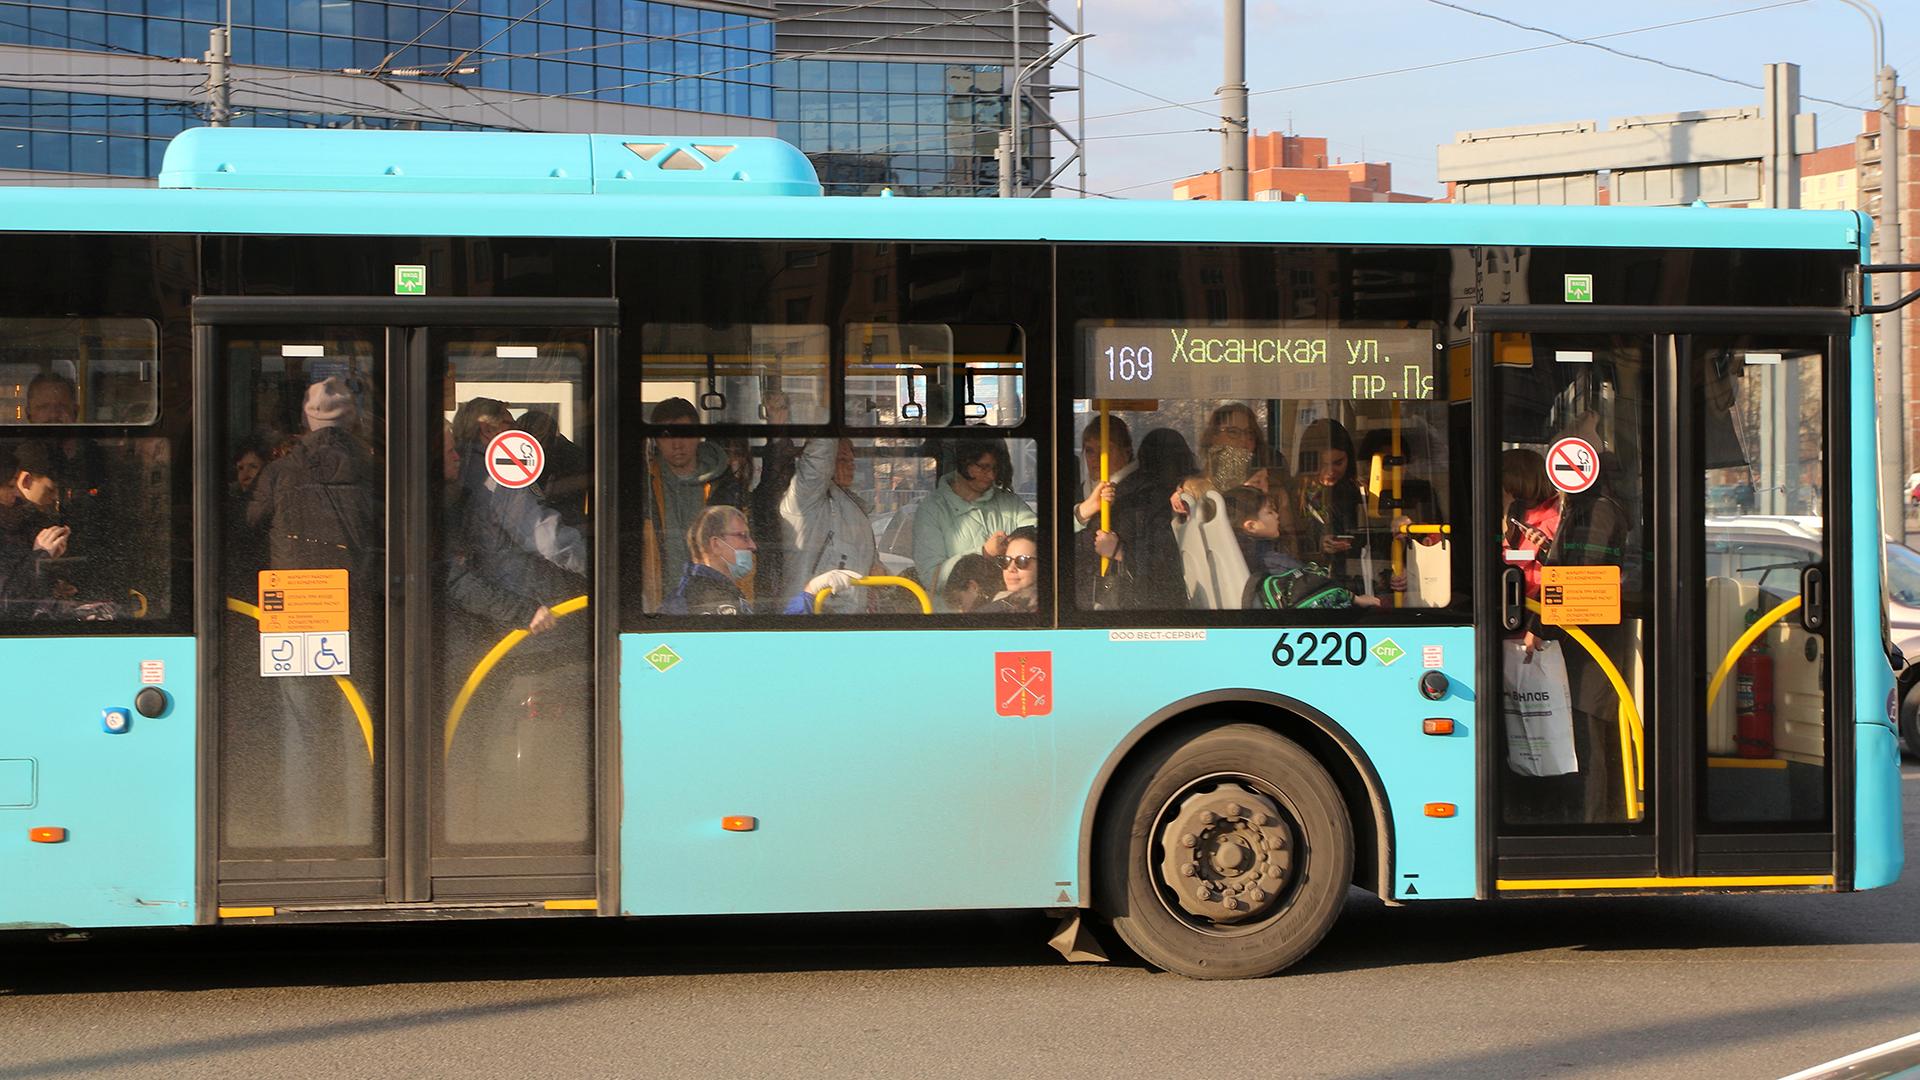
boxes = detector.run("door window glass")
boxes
[1494,334,1651,830]
[436,333,594,860]
[217,331,385,860]
[1697,339,1827,827]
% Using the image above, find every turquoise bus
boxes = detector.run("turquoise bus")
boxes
[0,129,1903,979]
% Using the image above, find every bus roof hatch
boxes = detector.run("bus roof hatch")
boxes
[156,129,822,197]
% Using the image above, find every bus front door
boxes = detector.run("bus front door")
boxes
[1474,311,1847,891]
[200,303,612,915]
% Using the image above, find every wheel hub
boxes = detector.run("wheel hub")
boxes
[1157,782,1292,924]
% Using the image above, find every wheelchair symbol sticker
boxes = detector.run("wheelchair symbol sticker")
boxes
[305,632,351,676]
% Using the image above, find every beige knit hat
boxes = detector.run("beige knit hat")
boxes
[303,377,357,431]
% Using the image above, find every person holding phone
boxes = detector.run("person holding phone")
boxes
[0,441,73,612]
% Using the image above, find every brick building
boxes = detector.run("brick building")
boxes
[1171,132,1430,203]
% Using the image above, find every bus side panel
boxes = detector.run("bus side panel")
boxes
[0,638,197,930]
[617,627,1475,916]
[1850,305,1904,891]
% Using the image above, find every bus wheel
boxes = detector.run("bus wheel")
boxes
[1096,723,1352,979]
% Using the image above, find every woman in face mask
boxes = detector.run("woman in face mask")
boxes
[663,504,859,616]
[1199,403,1274,491]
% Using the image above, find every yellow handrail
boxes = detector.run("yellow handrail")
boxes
[811,575,933,614]
[225,596,374,763]
[443,594,589,756]
[1704,595,1805,711]
[1524,598,1644,821]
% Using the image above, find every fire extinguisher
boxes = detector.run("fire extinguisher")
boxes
[1735,625,1775,759]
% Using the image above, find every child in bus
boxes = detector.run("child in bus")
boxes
[1224,483,1396,610]
[941,553,1004,613]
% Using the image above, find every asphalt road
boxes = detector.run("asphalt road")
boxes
[4,766,1918,1080]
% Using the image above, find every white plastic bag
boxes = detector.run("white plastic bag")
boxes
[1503,638,1578,777]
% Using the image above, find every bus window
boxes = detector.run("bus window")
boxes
[1070,324,1453,616]
[844,323,1026,428]
[0,317,159,424]
[0,434,174,622]
[639,322,829,426]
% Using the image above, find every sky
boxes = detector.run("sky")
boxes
[1066,0,1919,199]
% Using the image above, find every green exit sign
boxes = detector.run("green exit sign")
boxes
[1564,274,1594,303]
[394,265,427,295]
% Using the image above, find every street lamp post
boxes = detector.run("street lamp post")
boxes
[999,32,1092,197]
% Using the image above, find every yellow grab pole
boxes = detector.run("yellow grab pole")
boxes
[1099,403,1112,577]
[1523,598,1643,820]
[443,594,590,757]
[1390,401,1403,609]
[1705,595,1804,711]
[226,596,374,763]
[812,575,933,614]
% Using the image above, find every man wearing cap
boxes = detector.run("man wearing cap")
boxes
[0,441,73,611]
[247,376,381,574]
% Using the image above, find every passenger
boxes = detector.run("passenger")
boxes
[664,504,857,616]
[1295,418,1366,577]
[1096,427,1197,609]
[986,525,1040,613]
[1544,439,1632,825]
[1074,416,1134,531]
[940,553,1004,613]
[780,435,885,613]
[233,444,265,496]
[643,397,737,604]
[1224,484,1394,610]
[1199,403,1275,491]
[1170,474,1216,523]
[1501,446,1560,651]
[910,438,1036,593]
[0,442,72,611]
[25,371,77,424]
[451,398,587,579]
[516,408,591,529]
[224,442,269,594]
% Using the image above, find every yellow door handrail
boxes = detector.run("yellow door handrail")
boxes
[1524,598,1645,820]
[812,575,933,614]
[1704,595,1805,711]
[225,596,374,763]
[444,594,590,756]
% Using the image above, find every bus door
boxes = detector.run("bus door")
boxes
[1472,308,1849,890]
[196,299,617,915]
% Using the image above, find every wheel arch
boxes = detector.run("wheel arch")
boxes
[1077,689,1396,905]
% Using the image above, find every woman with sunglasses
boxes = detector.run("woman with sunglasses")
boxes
[984,525,1040,613]
[911,438,1036,597]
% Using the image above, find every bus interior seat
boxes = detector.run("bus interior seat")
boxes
[1703,574,1825,763]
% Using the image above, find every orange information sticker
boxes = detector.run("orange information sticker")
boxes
[1539,564,1621,627]
[257,569,350,634]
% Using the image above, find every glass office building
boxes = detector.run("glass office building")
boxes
[0,0,1038,195]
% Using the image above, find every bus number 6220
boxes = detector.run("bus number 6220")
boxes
[1271,631,1367,667]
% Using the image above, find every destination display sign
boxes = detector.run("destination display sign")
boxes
[1087,324,1437,402]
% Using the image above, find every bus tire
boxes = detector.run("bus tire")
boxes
[1095,722,1352,980]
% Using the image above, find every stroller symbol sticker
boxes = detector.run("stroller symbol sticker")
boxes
[995,651,1052,718]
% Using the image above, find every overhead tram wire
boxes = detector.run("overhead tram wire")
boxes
[1423,0,1869,111]
[365,0,472,79]
[453,0,904,72]
[1074,0,1856,128]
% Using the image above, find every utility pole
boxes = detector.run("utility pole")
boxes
[1881,61,1906,538]
[999,0,1021,197]
[1762,63,1801,209]
[204,26,231,126]
[1219,0,1247,200]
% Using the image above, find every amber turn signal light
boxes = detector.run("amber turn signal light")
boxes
[29,827,66,843]
[722,816,757,832]
[1423,803,1456,818]
[1422,718,1455,736]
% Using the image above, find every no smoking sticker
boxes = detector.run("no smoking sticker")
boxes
[1546,436,1599,494]
[485,430,545,490]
